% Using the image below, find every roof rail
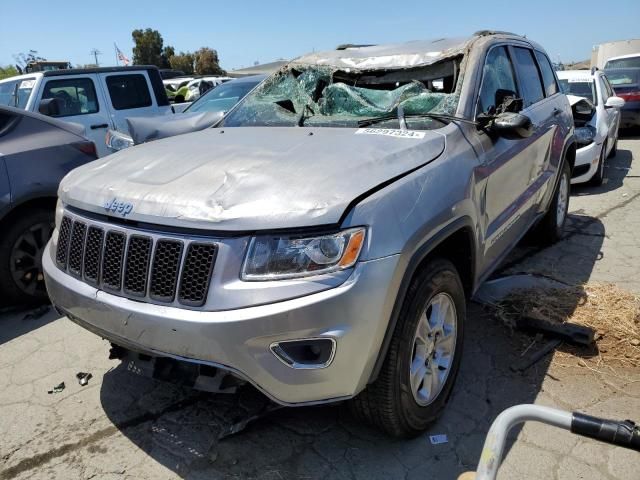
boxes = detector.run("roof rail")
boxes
[335,43,376,50]
[474,30,521,38]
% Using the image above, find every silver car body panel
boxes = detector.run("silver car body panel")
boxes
[44,32,575,405]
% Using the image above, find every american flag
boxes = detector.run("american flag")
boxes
[115,44,130,66]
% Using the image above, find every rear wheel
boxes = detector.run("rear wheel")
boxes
[0,208,54,306]
[533,160,571,246]
[350,258,465,437]
[590,141,607,186]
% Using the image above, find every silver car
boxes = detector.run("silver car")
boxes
[44,31,575,437]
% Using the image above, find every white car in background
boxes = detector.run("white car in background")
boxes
[184,76,232,101]
[557,69,625,185]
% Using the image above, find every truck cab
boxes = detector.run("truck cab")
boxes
[0,66,171,156]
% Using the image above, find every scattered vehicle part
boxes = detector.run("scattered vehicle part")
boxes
[44,31,576,437]
[0,66,171,157]
[462,404,640,480]
[515,315,595,346]
[47,382,65,394]
[473,274,570,305]
[217,403,283,440]
[429,434,448,445]
[76,372,92,386]
[558,69,624,185]
[510,339,562,372]
[0,105,97,305]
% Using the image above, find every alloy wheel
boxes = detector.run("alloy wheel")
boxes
[9,221,54,296]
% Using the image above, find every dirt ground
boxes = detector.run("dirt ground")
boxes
[2,135,640,480]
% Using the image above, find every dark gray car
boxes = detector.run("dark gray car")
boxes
[0,105,97,304]
[44,32,576,437]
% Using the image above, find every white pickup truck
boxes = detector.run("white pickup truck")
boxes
[0,66,172,156]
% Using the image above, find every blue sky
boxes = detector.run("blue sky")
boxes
[1,0,639,70]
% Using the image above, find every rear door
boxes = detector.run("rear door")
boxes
[37,74,113,157]
[98,71,165,134]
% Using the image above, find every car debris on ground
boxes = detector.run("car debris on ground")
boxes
[47,382,65,394]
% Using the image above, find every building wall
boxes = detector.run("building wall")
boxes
[592,39,640,68]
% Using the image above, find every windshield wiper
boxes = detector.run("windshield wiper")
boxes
[358,112,478,128]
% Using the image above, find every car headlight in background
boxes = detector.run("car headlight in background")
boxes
[242,227,366,280]
[575,125,596,147]
[105,129,134,152]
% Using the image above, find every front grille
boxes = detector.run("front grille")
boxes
[55,215,216,307]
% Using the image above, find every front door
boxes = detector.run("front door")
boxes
[38,74,114,157]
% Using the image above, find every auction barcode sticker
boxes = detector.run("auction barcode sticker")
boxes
[355,128,426,139]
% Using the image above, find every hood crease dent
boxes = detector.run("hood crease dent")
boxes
[60,126,445,232]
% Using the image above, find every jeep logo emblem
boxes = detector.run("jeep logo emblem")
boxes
[104,198,134,217]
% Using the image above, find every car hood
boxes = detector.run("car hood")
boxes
[59,126,445,231]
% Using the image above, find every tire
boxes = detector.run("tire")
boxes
[590,141,607,187]
[350,258,466,438]
[0,208,54,306]
[533,160,571,246]
[608,137,617,159]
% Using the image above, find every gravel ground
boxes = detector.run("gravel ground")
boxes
[1,135,639,480]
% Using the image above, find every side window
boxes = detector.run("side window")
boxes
[106,74,152,110]
[42,78,99,117]
[0,80,19,107]
[534,51,559,97]
[602,76,615,99]
[599,77,610,102]
[512,47,545,107]
[478,46,519,115]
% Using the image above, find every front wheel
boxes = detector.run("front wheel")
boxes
[533,160,571,246]
[0,208,54,306]
[590,141,607,186]
[350,258,465,437]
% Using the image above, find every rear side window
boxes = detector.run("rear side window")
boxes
[106,74,152,110]
[512,47,545,107]
[42,78,99,117]
[478,46,519,115]
[534,51,559,96]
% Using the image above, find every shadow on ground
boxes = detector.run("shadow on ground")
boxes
[0,303,55,346]
[98,217,605,479]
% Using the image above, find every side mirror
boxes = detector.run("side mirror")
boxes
[605,96,625,109]
[490,112,534,138]
[38,98,61,117]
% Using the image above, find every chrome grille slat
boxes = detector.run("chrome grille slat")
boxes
[55,213,216,307]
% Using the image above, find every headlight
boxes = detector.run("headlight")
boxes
[105,129,133,151]
[575,125,596,147]
[242,227,366,280]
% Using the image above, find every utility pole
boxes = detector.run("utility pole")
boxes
[90,48,102,67]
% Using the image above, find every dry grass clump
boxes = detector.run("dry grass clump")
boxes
[495,282,640,369]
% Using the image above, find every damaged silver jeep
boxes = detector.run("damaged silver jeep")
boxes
[44,31,575,437]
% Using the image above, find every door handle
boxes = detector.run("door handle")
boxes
[90,123,109,130]
[552,108,562,117]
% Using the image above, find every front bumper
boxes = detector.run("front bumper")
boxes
[43,240,401,405]
[571,141,602,184]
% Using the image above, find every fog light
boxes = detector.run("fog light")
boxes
[270,338,336,369]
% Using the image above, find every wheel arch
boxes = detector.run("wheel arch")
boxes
[0,196,57,230]
[368,217,477,384]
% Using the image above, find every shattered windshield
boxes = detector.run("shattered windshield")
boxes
[222,60,461,130]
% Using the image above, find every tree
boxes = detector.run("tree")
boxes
[194,47,225,75]
[131,28,165,66]
[161,46,175,69]
[0,65,19,80]
[169,52,195,74]
[13,50,46,71]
